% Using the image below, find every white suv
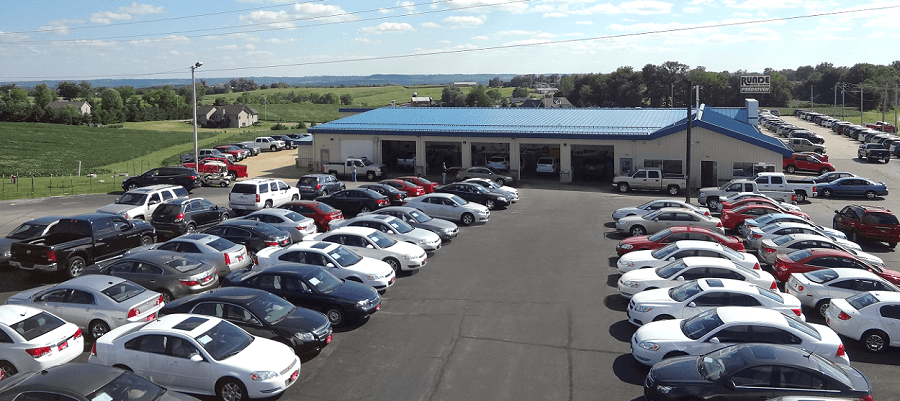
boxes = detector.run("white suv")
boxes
[96,184,189,220]
[228,178,300,215]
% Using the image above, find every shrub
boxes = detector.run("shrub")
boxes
[104,124,124,129]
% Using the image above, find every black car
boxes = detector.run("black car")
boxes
[223,264,381,326]
[435,182,510,210]
[644,343,872,401]
[270,134,300,149]
[0,363,198,401]
[315,188,390,215]
[94,250,219,303]
[160,286,332,354]
[150,198,229,237]
[228,142,260,156]
[122,167,201,192]
[359,183,407,206]
[297,174,345,199]
[202,219,292,257]
[0,215,63,266]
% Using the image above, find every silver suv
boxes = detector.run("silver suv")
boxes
[228,178,300,215]
[96,184,189,220]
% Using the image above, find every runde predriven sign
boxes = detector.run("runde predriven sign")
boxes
[741,75,770,93]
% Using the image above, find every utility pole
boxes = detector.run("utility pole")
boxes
[190,61,203,169]
[810,85,814,110]
[685,81,693,204]
[860,86,864,125]
[841,83,845,119]
[833,83,838,117]
[695,85,701,109]
[882,83,888,124]
[670,83,674,108]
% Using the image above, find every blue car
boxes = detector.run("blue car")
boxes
[817,177,888,199]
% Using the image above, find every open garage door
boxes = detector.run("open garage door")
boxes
[518,144,560,179]
[572,145,614,182]
[339,139,376,162]
[426,141,462,175]
[381,139,417,171]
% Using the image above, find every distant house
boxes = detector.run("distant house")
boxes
[452,81,478,87]
[520,97,573,109]
[196,104,259,128]
[47,100,91,115]
[533,83,559,96]
[508,97,529,106]
[411,96,433,107]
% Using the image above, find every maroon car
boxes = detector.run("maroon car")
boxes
[615,226,745,256]
[772,248,900,284]
[280,200,344,232]
[398,176,438,194]
[833,204,900,248]
[380,179,425,197]
[720,204,809,231]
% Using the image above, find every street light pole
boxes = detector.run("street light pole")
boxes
[191,62,203,168]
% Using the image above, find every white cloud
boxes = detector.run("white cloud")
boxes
[89,11,132,24]
[421,22,441,28]
[120,2,165,15]
[496,30,543,36]
[543,12,568,17]
[360,22,416,34]
[575,20,593,25]
[89,2,164,24]
[240,3,355,27]
[683,6,702,13]
[471,35,489,40]
[217,44,239,50]
[448,0,529,13]
[438,39,452,44]
[355,37,382,44]
[397,1,416,12]
[573,3,623,15]
[620,1,673,14]
[265,38,297,43]
[38,20,76,35]
[443,15,487,26]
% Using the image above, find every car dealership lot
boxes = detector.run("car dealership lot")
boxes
[1,115,900,400]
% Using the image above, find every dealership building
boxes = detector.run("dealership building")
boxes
[305,99,791,188]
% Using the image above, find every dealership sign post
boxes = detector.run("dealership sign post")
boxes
[741,75,770,93]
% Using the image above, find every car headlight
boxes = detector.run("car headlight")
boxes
[497,197,507,202]
[618,244,633,250]
[367,273,386,280]
[638,341,660,351]
[249,371,278,381]
[623,261,635,268]
[357,300,369,307]
[656,384,673,394]
[617,220,626,226]
[632,304,653,313]
[621,280,640,288]
[295,332,315,341]
[443,228,454,233]
[1,250,9,258]
[403,254,416,260]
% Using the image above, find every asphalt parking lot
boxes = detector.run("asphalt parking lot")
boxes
[1,114,899,400]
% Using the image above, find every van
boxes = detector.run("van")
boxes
[536,157,559,174]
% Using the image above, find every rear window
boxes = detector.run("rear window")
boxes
[205,237,238,251]
[804,269,839,283]
[102,281,147,303]
[249,224,283,235]
[171,187,189,198]
[316,203,336,213]
[298,177,319,186]
[11,311,66,341]
[153,204,184,219]
[231,183,258,194]
[864,212,899,225]
[538,158,554,164]
[164,256,204,273]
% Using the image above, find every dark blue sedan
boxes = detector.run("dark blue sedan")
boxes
[817,177,888,199]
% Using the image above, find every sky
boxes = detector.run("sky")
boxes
[2,0,900,82]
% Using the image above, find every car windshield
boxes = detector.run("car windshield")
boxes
[751,215,777,226]
[368,231,397,248]
[195,321,254,361]
[803,269,839,284]
[302,268,342,293]
[387,219,413,234]
[772,235,795,245]
[647,228,673,242]
[471,185,490,194]
[656,260,688,279]
[786,249,813,262]
[87,372,166,401]
[486,167,504,175]
[643,210,664,220]
[11,311,66,341]
[101,281,147,303]
[7,222,51,240]
[846,292,880,310]
[786,315,821,340]
[407,210,432,223]
[153,204,183,220]
[328,245,362,267]
[680,309,724,340]
[115,193,148,206]
[717,245,744,260]
[283,211,306,222]
[489,157,506,163]
[248,293,296,324]
[650,243,679,259]
[669,281,703,302]
[809,352,853,387]
[865,212,900,225]
[449,195,468,205]
[164,256,204,273]
[415,177,433,184]
[316,203,336,213]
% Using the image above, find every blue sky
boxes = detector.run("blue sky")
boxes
[2,0,899,81]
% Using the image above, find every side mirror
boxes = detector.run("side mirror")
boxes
[190,354,204,362]
[724,380,736,390]
[326,263,335,268]
[687,302,696,308]
[149,199,159,205]
[676,276,685,281]
[708,337,720,344]
[366,244,374,249]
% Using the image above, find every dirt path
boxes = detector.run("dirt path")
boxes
[235,149,309,183]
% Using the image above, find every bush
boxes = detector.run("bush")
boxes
[296,122,307,130]
[270,123,290,130]
[104,124,124,129]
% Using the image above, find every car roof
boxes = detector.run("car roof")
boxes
[126,184,180,193]
[0,363,132,394]
[175,286,267,304]
[671,240,722,250]
[217,219,273,228]
[415,193,455,199]
[864,291,900,302]
[301,174,333,179]
[257,263,321,276]
[795,248,855,258]
[238,178,279,184]
[812,268,883,281]
[377,206,416,213]
[721,343,820,368]
[715,306,787,325]
[348,214,394,222]
[246,208,293,217]
[775,233,832,243]
[177,233,220,242]
[55,275,127,291]
[327,226,378,236]
[137,313,220,335]
[289,240,339,252]
[21,215,65,224]
[765,221,816,230]
[655,207,702,215]
[677,256,737,269]
[0,305,42,325]
[697,278,758,292]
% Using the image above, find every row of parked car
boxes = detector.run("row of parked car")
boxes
[0,169,522,400]
[609,193,900,400]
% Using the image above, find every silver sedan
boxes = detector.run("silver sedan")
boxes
[403,193,490,226]
[612,199,708,221]
[242,208,317,242]
[5,275,164,339]
[757,233,884,267]
[332,214,442,251]
[786,268,900,318]
[123,233,251,277]
[615,207,723,237]
[746,222,852,252]
[462,178,519,202]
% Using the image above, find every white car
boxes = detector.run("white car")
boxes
[825,291,900,353]
[228,178,300,215]
[535,157,559,174]
[757,234,883,267]
[332,214,442,251]
[0,304,84,378]
[627,278,804,327]
[89,314,301,400]
[786,268,900,318]
[96,184,189,221]
[6,275,164,339]
[631,307,849,366]
[741,214,846,241]
[242,208,317,242]
[255,241,396,292]
[611,199,709,221]
[746,222,850,251]
[617,257,777,299]
[313,226,427,274]
[403,193,490,226]
[615,208,723,237]
[486,155,510,170]
[617,240,760,274]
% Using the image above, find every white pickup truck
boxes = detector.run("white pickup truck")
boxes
[752,172,818,202]
[323,156,386,181]
[698,179,796,210]
[242,136,286,152]
[613,169,686,195]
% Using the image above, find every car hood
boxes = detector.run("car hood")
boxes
[620,267,664,283]
[877,268,900,283]
[648,357,705,384]
[414,218,457,232]
[97,204,140,215]
[617,250,655,268]
[630,288,675,305]
[633,319,689,344]
[385,241,427,257]
[329,279,380,301]
[612,207,646,219]
[221,336,297,371]
[342,258,394,277]
[275,307,329,333]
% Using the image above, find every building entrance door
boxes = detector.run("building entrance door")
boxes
[701,161,718,187]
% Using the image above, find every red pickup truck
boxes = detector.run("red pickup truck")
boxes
[865,121,898,133]
[183,157,248,180]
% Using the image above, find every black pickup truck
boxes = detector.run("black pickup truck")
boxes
[9,214,156,279]
[858,143,891,163]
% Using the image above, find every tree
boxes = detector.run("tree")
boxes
[511,87,529,98]
[340,93,353,105]
[31,84,57,109]
[213,97,228,106]
[486,88,502,103]
[57,81,80,100]
[7,88,28,102]
[441,85,465,107]
[117,86,137,104]
[489,77,502,87]
[78,81,93,101]
[465,85,492,107]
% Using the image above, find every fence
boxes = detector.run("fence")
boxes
[0,160,171,201]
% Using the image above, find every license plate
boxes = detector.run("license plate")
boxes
[58,341,68,351]
[389,277,395,284]
[237,255,244,262]
[375,304,381,311]
[286,370,299,385]
[146,314,156,321]
[325,334,332,344]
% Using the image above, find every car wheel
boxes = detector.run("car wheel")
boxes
[270,145,278,152]
[158,290,173,304]
[112,364,133,372]
[863,330,889,353]
[707,199,720,210]
[325,306,345,326]
[360,205,372,213]
[220,181,229,188]
[785,165,796,173]
[496,178,506,186]
[618,182,630,193]
[816,299,831,318]
[652,314,674,322]
[228,172,237,181]
[63,256,86,279]
[89,320,110,339]
[865,190,877,199]
[0,362,17,378]
[291,194,299,201]
[890,242,898,249]
[735,222,745,232]
[384,257,401,274]
[821,188,833,198]
[321,190,329,196]
[264,200,273,209]
[484,199,496,210]
[820,168,831,175]
[666,185,680,195]
[217,378,248,401]
[460,213,475,226]
[186,223,197,234]
[139,235,154,247]
[220,213,229,223]
[795,192,806,202]
[126,183,138,191]
[629,226,646,237]
[367,171,376,180]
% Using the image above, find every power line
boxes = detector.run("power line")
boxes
[4,3,899,80]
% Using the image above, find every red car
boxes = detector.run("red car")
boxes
[380,179,424,197]
[797,151,828,162]
[719,197,794,213]
[772,248,900,284]
[279,200,344,232]
[183,157,248,179]
[783,153,835,175]
[720,204,809,230]
[615,226,745,256]
[214,145,249,161]
[833,204,900,248]
[399,176,438,194]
